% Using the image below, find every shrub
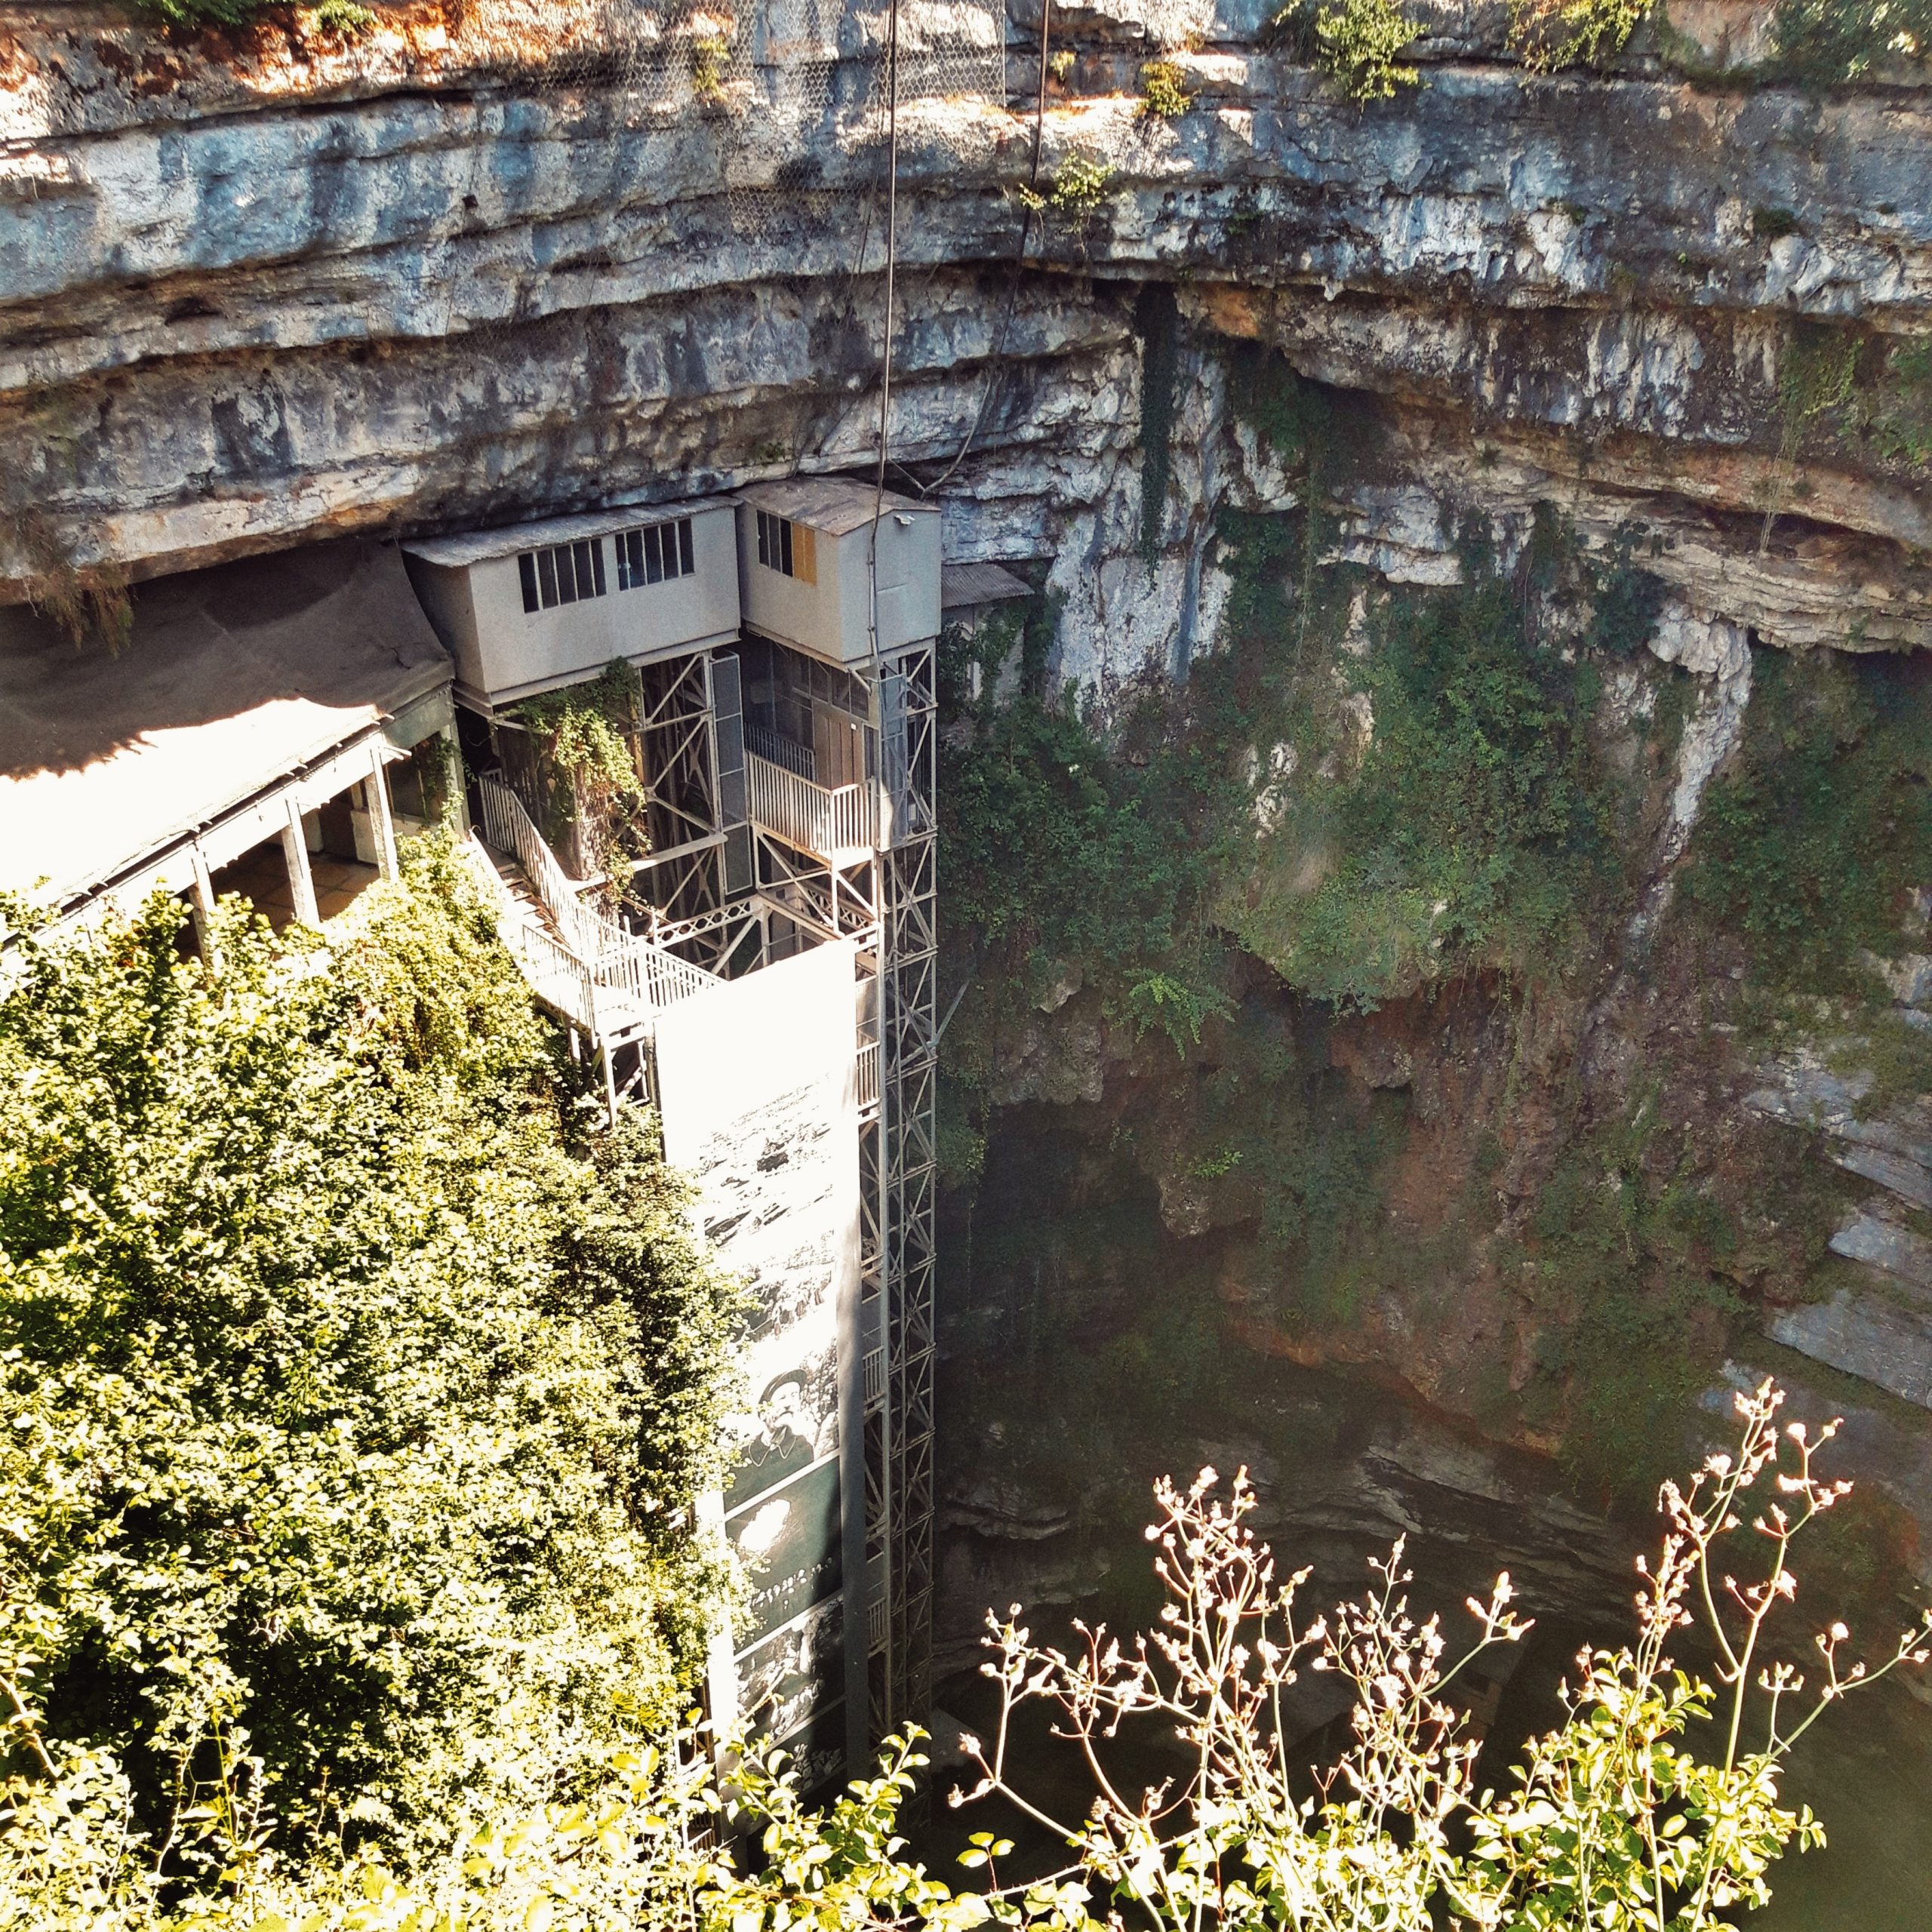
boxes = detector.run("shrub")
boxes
[1312,0,1423,99]
[0,845,739,1866]
[1508,0,1652,69]
[1773,0,1932,79]
[6,1382,1924,1930]
[1018,153,1116,217]
[1684,646,1932,996]
[312,0,376,38]
[1138,58,1194,117]
[691,32,731,101]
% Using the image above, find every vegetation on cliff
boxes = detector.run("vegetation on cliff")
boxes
[0,844,740,1869]
[1686,647,1932,999]
[939,337,1932,1554]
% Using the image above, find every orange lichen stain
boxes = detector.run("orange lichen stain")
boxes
[62,0,605,101]
[1197,284,1262,340]
[0,21,36,89]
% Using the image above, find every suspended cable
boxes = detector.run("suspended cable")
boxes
[866,0,903,673]
[890,0,1054,501]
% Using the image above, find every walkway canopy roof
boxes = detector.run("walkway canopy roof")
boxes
[0,540,451,914]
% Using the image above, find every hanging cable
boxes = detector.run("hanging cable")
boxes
[866,0,903,673]
[888,0,1053,502]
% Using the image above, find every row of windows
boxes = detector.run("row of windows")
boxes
[617,518,695,589]
[519,538,605,612]
[755,510,817,585]
[517,519,696,614]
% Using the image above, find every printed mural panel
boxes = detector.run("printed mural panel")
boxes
[770,1703,848,1798]
[655,940,860,1736]
[725,1454,841,1648]
[735,1591,844,1742]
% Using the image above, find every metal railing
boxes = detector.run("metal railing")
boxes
[460,835,601,1033]
[745,722,817,781]
[746,752,875,860]
[604,933,718,1016]
[473,776,720,1034]
[476,774,608,963]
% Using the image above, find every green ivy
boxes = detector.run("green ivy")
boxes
[515,660,646,807]
[0,843,740,1865]
[312,0,376,37]
[1684,646,1932,996]
[129,0,269,25]
[513,662,648,884]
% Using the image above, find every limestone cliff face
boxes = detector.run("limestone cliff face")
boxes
[6,0,1932,685]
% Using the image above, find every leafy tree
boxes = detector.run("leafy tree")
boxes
[0,844,739,1863]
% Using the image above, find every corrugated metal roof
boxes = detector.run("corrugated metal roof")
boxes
[0,539,451,907]
[941,561,1032,609]
[740,475,935,537]
[403,496,734,568]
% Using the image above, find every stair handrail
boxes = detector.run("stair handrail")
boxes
[475,774,609,963]
[457,833,601,1035]
[475,774,721,1017]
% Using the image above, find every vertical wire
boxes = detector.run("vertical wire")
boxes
[866,0,904,677]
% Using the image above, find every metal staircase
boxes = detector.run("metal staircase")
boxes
[460,774,721,1102]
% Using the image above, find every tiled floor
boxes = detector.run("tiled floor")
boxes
[208,841,379,930]
[312,854,381,921]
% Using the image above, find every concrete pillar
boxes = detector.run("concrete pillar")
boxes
[281,795,320,927]
[188,844,220,969]
[365,747,399,879]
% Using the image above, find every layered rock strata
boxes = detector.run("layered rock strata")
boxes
[5,0,1932,682]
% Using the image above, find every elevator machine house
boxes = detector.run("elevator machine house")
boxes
[402,475,940,1778]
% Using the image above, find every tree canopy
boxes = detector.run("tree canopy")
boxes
[0,844,741,1862]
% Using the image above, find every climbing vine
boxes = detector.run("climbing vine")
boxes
[513,660,649,884]
[0,843,741,1866]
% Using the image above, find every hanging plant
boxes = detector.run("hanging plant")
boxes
[514,662,649,890]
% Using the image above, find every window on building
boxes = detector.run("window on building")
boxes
[518,537,608,614]
[614,518,695,591]
[755,510,817,584]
